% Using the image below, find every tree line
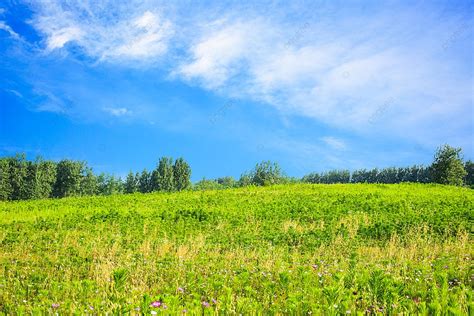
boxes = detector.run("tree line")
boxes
[0,144,472,201]
[195,145,473,189]
[0,155,190,201]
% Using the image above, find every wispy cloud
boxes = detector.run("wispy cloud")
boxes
[321,137,347,151]
[173,5,472,146]
[0,21,20,39]
[103,107,131,117]
[31,2,173,62]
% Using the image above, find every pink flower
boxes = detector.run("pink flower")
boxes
[151,301,161,308]
[52,303,60,309]
[178,287,184,293]
[202,301,210,308]
[212,298,217,304]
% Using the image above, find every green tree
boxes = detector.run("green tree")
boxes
[80,166,98,196]
[139,169,151,193]
[238,172,252,187]
[464,160,474,186]
[250,161,284,186]
[125,171,139,193]
[173,158,191,191]
[0,158,12,200]
[36,159,57,199]
[430,144,466,186]
[22,161,39,199]
[217,176,236,188]
[302,172,321,183]
[193,178,222,190]
[9,154,28,200]
[53,160,84,198]
[97,173,123,195]
[154,157,174,191]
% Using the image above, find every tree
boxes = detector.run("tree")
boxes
[97,173,123,195]
[139,169,152,193]
[302,172,320,183]
[173,158,191,191]
[464,160,474,187]
[319,170,350,184]
[8,154,28,200]
[80,166,98,196]
[193,178,222,190]
[53,160,84,198]
[430,144,466,186]
[0,158,12,201]
[36,159,57,198]
[238,172,252,187]
[250,161,284,186]
[154,157,174,191]
[217,176,236,188]
[125,171,139,193]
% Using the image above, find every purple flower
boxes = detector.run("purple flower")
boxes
[202,301,210,308]
[151,301,162,308]
[162,304,168,309]
[211,298,217,304]
[178,287,184,293]
[52,303,60,309]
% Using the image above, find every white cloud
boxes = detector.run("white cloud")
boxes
[46,26,83,50]
[177,19,267,89]
[103,107,131,117]
[24,2,473,149]
[31,3,173,62]
[175,10,472,146]
[4,89,23,98]
[320,137,347,151]
[0,21,20,39]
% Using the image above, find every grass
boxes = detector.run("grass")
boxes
[0,183,473,314]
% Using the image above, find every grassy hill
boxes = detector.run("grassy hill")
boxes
[0,184,473,314]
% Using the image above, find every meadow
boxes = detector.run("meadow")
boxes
[0,183,473,314]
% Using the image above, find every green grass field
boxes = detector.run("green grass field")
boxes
[0,184,473,314]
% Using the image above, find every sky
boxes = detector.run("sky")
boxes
[0,0,473,181]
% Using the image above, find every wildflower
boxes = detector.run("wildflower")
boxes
[89,305,94,310]
[52,303,60,309]
[151,301,161,308]
[178,287,184,293]
[162,304,168,309]
[134,307,141,311]
[151,311,157,315]
[346,311,351,314]
[182,309,187,313]
[311,264,318,270]
[202,301,210,308]
[212,298,217,304]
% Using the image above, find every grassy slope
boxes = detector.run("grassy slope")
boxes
[0,183,473,314]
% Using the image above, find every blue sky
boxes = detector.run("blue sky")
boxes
[0,0,472,181]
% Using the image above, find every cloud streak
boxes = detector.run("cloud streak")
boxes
[31,2,173,62]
